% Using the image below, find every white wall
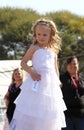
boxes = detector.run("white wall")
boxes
[0,60,21,96]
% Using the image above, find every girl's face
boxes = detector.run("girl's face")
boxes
[35,25,51,47]
[13,70,23,82]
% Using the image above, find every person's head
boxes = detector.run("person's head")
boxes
[32,18,61,53]
[12,68,23,83]
[66,56,79,75]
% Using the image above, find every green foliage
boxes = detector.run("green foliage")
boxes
[0,8,84,72]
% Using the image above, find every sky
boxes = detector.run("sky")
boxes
[0,0,84,16]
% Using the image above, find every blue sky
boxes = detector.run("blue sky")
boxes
[0,0,84,16]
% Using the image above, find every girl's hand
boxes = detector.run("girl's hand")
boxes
[30,70,41,81]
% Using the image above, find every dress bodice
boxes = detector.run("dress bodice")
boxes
[32,48,56,73]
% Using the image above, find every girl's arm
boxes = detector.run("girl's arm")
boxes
[21,44,41,81]
[4,83,12,107]
[55,55,59,76]
[21,44,35,74]
[4,91,10,107]
[55,55,62,87]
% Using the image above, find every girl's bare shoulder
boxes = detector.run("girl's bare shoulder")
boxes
[29,44,39,51]
[28,44,40,54]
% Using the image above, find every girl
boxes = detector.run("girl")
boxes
[3,68,23,130]
[9,18,66,130]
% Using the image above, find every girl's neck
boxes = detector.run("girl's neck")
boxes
[15,80,22,87]
[38,44,48,48]
[36,44,56,53]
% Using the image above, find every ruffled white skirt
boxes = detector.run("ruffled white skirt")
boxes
[8,71,66,130]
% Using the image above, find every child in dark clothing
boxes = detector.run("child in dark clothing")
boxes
[3,68,23,130]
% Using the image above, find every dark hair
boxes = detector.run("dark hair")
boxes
[66,56,78,65]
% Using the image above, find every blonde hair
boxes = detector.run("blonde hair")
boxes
[31,18,62,54]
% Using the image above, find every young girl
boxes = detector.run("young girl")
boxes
[8,18,66,130]
[3,68,23,130]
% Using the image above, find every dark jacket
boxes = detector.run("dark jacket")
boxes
[60,72,84,117]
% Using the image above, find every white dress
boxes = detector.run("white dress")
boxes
[8,48,66,130]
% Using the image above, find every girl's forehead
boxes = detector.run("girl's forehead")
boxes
[35,24,51,31]
[36,24,50,29]
[14,70,22,74]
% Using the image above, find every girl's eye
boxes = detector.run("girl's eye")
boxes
[43,34,47,36]
[36,33,47,36]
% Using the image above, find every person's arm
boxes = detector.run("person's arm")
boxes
[54,55,59,76]
[21,44,35,73]
[4,83,12,107]
[54,55,63,87]
[4,91,10,107]
[21,44,41,81]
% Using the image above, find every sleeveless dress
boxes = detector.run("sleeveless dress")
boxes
[9,48,66,130]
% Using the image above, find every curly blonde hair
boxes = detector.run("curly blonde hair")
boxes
[31,18,62,54]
